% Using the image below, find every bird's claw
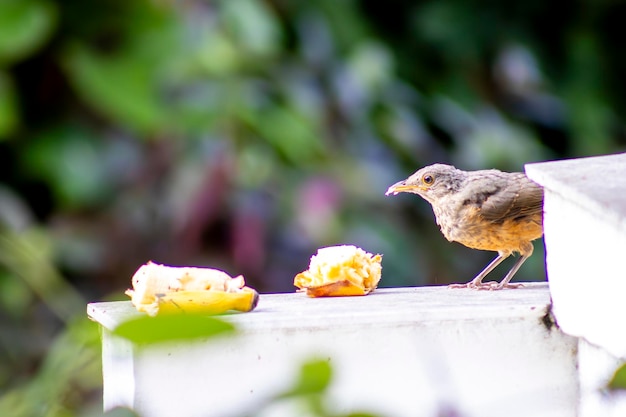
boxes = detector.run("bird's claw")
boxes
[494,282,524,290]
[447,281,497,290]
[448,281,524,290]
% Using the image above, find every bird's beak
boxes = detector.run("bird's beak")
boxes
[385,180,420,196]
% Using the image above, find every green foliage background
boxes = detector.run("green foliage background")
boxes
[1,0,625,415]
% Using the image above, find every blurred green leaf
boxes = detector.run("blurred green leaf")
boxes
[281,358,333,397]
[103,408,140,417]
[608,363,626,390]
[63,45,168,134]
[0,72,18,137]
[342,413,382,417]
[0,269,33,317]
[0,0,57,64]
[191,0,282,77]
[316,0,368,51]
[241,105,326,165]
[348,42,394,93]
[113,314,236,344]
[563,32,613,156]
[62,1,182,134]
[222,0,282,57]
[0,317,100,417]
[21,125,113,209]
[0,229,86,322]
[39,317,101,387]
[195,31,242,76]
[415,0,479,62]
[235,143,277,189]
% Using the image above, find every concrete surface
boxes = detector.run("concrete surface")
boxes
[89,284,578,417]
[526,153,626,417]
[526,153,626,357]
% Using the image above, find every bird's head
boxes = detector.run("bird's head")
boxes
[385,163,466,204]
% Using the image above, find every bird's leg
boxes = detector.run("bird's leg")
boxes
[492,243,534,290]
[488,254,529,290]
[448,251,509,290]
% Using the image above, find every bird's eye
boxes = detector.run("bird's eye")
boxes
[422,174,434,185]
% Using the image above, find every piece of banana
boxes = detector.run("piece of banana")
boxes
[156,287,259,315]
[125,261,258,316]
[294,245,383,297]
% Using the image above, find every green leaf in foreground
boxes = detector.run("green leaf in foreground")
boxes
[113,314,236,344]
[280,358,333,397]
[341,413,382,417]
[608,363,626,390]
[104,406,140,417]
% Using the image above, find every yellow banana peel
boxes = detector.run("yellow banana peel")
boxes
[303,280,368,297]
[156,287,259,315]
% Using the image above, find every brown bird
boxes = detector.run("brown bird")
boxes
[386,164,544,290]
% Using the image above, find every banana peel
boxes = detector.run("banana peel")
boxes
[303,280,369,297]
[126,261,259,316]
[156,287,259,315]
[294,245,383,297]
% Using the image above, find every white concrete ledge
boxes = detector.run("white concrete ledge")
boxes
[526,153,626,233]
[526,153,626,417]
[88,284,578,417]
[526,153,626,234]
[526,154,626,358]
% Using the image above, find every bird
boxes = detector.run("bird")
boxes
[385,163,544,290]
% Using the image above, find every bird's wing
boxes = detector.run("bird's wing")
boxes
[479,174,544,223]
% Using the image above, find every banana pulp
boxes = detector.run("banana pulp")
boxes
[294,245,383,297]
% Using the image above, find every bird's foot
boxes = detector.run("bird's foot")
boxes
[493,282,524,290]
[448,281,498,290]
[448,281,524,290]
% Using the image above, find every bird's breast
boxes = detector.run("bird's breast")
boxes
[432,203,543,254]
